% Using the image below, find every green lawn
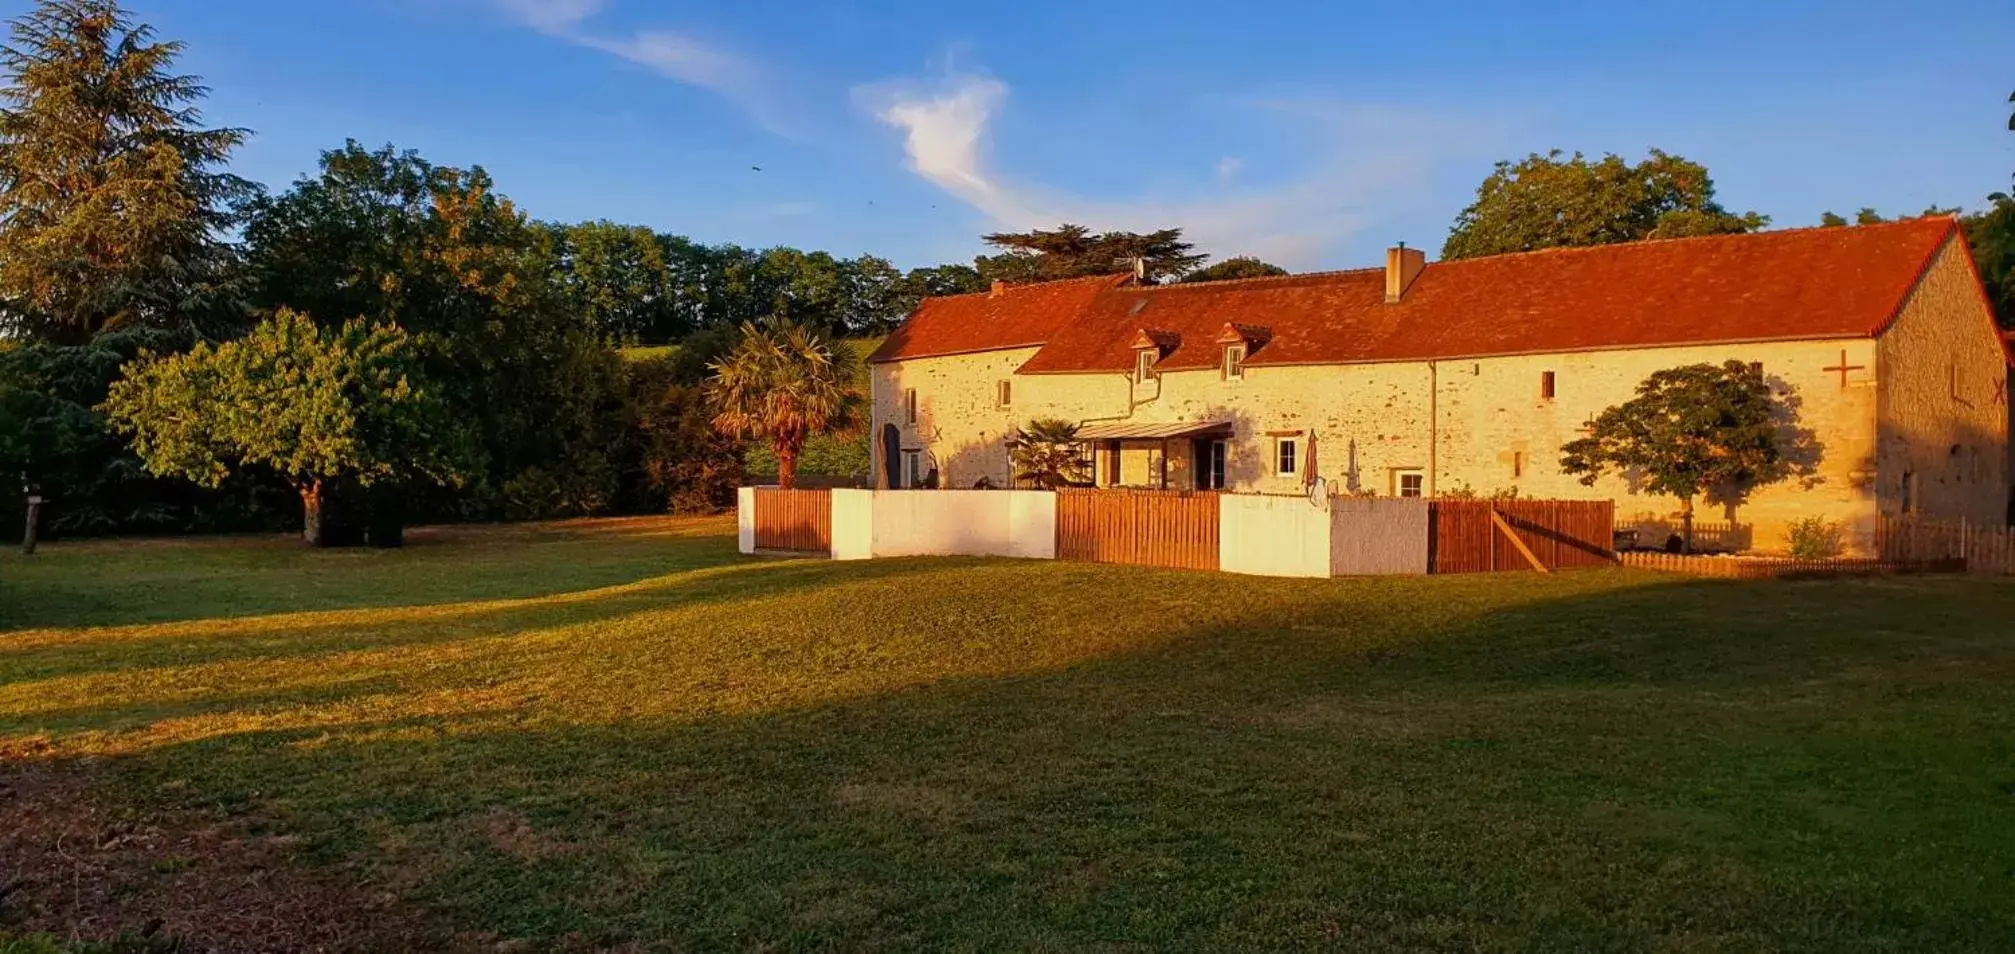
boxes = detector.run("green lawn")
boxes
[3,520,2013,951]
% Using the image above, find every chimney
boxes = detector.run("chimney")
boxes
[1384,243,1426,303]
[990,279,1006,299]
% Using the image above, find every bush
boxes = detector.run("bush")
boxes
[1786,516,1845,560]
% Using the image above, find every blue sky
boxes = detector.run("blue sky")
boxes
[21,0,2014,271]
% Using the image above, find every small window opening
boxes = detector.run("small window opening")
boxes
[904,388,918,424]
[1395,469,1425,498]
[1275,438,1298,477]
[1224,344,1247,380]
[997,380,1013,407]
[1135,349,1158,384]
[1540,371,1556,400]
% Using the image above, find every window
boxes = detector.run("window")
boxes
[904,388,918,424]
[1223,344,1247,381]
[1135,349,1158,383]
[1275,438,1298,477]
[1198,440,1228,490]
[1540,371,1556,400]
[1395,469,1426,498]
[903,451,923,488]
[1901,470,1918,514]
[1512,451,1525,479]
[997,379,1013,407]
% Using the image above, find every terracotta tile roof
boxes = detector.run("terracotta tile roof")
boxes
[1016,217,1963,373]
[866,274,1128,363]
[872,218,1982,373]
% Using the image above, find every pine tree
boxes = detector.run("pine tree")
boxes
[0,0,253,344]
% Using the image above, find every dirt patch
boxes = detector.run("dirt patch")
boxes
[471,807,578,864]
[0,762,470,953]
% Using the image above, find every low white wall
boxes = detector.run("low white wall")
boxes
[830,489,875,561]
[1220,494,1333,578]
[862,490,1058,559]
[1331,498,1430,575]
[736,486,756,555]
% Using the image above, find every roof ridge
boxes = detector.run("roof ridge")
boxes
[1138,266,1383,291]
[1432,214,1958,268]
[927,273,1131,302]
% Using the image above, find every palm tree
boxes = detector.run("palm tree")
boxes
[1012,418,1090,489]
[707,321,863,489]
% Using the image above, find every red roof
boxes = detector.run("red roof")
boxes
[871,218,1983,372]
[867,274,1126,363]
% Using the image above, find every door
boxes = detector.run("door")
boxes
[881,424,901,488]
[1194,439,1227,490]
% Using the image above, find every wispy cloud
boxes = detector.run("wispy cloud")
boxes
[493,0,606,33]
[493,0,788,135]
[858,70,1480,269]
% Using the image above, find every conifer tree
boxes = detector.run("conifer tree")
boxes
[0,0,254,343]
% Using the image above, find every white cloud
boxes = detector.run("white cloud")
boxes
[494,0,607,33]
[493,1,786,134]
[860,71,1479,269]
[580,31,761,103]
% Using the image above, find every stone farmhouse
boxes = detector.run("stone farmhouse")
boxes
[866,217,2012,552]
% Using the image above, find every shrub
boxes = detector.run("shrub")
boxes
[1786,516,1845,560]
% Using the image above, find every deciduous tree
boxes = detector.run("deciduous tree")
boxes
[1443,150,1765,260]
[102,309,473,546]
[1182,257,1288,283]
[1560,361,1795,552]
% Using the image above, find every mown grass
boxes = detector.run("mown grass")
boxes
[3,520,2014,951]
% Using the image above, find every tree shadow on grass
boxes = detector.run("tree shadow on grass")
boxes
[0,517,744,631]
[6,568,2015,951]
[0,557,945,706]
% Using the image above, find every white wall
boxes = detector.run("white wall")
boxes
[1220,493,1333,578]
[736,486,756,555]
[857,490,1059,559]
[1330,498,1430,575]
[830,489,874,561]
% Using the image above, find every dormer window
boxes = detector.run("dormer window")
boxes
[1214,322,1269,383]
[1135,348,1158,384]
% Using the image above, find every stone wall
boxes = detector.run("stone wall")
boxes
[871,256,2013,553]
[1874,237,2011,527]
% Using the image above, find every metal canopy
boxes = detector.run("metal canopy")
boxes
[1073,421,1234,442]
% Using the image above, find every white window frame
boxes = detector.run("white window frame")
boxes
[1274,438,1298,478]
[1223,343,1247,381]
[997,379,1013,407]
[1394,468,1426,498]
[1135,349,1158,384]
[903,450,924,488]
[904,388,918,424]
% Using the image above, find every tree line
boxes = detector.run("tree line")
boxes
[1,1,2007,545]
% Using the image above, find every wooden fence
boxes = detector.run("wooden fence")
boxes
[1878,516,2015,576]
[752,488,832,552]
[1429,500,1617,574]
[1055,488,1220,571]
[1619,552,1932,579]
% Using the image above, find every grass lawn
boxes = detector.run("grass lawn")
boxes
[3,518,2014,951]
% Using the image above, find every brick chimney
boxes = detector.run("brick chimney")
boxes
[1384,243,1426,303]
[990,280,1007,298]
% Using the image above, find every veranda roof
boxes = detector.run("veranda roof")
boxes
[1073,421,1235,441]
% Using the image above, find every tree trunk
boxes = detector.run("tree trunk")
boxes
[777,445,799,490]
[300,480,326,548]
[21,496,40,556]
[1680,495,1696,555]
